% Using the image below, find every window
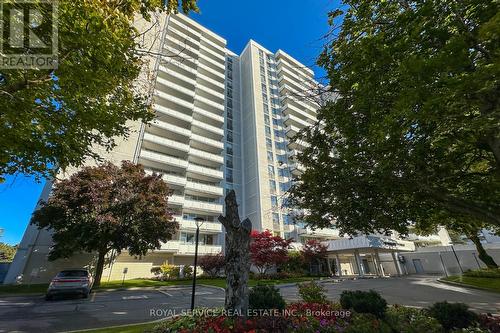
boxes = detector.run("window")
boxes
[180,232,195,244]
[267,151,273,162]
[269,180,276,193]
[272,118,279,127]
[265,126,271,137]
[279,182,290,192]
[276,154,287,164]
[268,165,275,177]
[227,119,233,130]
[283,214,292,225]
[227,108,233,119]
[227,130,233,142]
[226,143,233,155]
[278,168,290,178]
[275,141,286,150]
[227,98,233,108]
[264,114,270,125]
[226,168,233,183]
[271,195,278,207]
[266,138,272,149]
[272,213,279,224]
[226,158,233,169]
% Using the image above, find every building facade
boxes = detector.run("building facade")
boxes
[5,14,450,283]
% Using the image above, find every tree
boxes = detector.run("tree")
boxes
[31,161,177,285]
[301,240,328,275]
[199,252,225,278]
[289,1,500,242]
[0,0,198,182]
[218,190,252,313]
[281,250,306,275]
[250,230,292,275]
[0,243,18,262]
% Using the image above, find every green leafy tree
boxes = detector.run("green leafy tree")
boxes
[290,1,500,255]
[0,0,198,182]
[31,161,178,285]
[0,243,18,262]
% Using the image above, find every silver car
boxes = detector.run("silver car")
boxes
[46,269,93,300]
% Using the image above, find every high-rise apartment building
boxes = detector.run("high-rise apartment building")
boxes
[5,14,449,283]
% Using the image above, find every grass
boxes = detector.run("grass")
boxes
[443,275,500,293]
[0,276,321,295]
[71,321,158,333]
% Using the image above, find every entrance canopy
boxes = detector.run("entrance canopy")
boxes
[326,235,415,253]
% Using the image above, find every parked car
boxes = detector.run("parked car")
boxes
[46,269,93,300]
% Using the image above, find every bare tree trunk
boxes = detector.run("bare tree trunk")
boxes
[218,190,252,315]
[93,250,106,286]
[467,232,498,269]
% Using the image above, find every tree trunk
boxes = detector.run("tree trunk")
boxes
[218,190,252,315]
[467,232,498,269]
[93,250,107,287]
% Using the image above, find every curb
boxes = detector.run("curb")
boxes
[437,278,500,294]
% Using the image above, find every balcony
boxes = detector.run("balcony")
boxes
[193,106,225,125]
[288,139,310,151]
[196,82,225,102]
[150,119,191,138]
[168,194,185,206]
[158,66,197,87]
[177,218,223,233]
[183,198,223,214]
[143,133,190,153]
[191,119,224,137]
[283,113,312,129]
[190,147,224,164]
[285,124,301,137]
[185,180,223,196]
[198,61,225,81]
[282,103,317,124]
[187,163,223,180]
[168,26,200,48]
[160,240,222,255]
[140,150,188,169]
[190,133,224,151]
[195,94,225,113]
[197,72,225,91]
[156,77,195,98]
[297,226,340,239]
[144,169,186,188]
[199,41,225,62]
[153,104,192,124]
[199,51,225,72]
[154,90,193,111]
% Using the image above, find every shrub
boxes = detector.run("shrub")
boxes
[478,314,500,333]
[150,266,162,277]
[248,284,285,310]
[344,313,392,333]
[160,264,180,280]
[298,280,328,304]
[183,265,193,278]
[385,305,442,333]
[428,301,478,332]
[198,252,225,278]
[340,290,387,319]
[464,268,500,278]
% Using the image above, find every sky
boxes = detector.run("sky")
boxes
[0,0,340,245]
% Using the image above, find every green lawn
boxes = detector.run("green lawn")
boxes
[0,276,320,295]
[444,275,500,293]
[71,321,158,333]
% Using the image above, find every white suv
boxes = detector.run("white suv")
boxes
[46,269,93,300]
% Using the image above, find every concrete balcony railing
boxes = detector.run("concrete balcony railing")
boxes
[168,194,185,206]
[140,150,188,169]
[177,218,223,233]
[297,226,340,239]
[183,198,223,214]
[160,241,222,255]
[165,34,199,58]
[195,95,225,113]
[197,72,225,90]
[167,26,200,47]
[150,119,191,138]
[154,90,193,110]
[190,133,224,150]
[158,67,197,87]
[198,62,225,81]
[156,77,195,98]
[193,106,225,124]
[153,104,193,124]
[162,57,198,76]
[143,133,190,153]
[285,124,301,137]
[144,169,187,187]
[199,51,225,72]
[187,163,223,180]
[190,147,223,164]
[282,103,317,124]
[283,113,312,130]
[191,119,224,137]
[196,82,225,101]
[185,180,223,196]
[199,40,225,61]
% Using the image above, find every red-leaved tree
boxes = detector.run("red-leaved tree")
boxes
[199,252,225,278]
[250,230,291,275]
[301,239,328,275]
[31,161,178,286]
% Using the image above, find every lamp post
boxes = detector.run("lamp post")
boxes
[190,217,204,311]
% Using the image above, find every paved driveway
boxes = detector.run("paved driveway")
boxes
[278,275,500,314]
[0,286,225,333]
